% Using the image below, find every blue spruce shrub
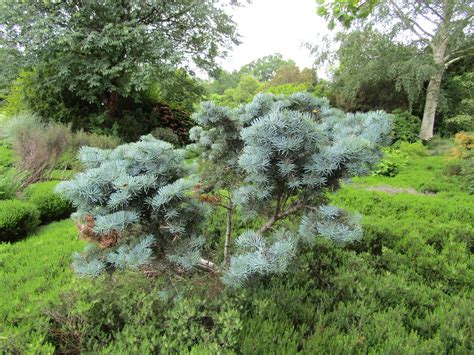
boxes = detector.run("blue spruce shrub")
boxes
[191,93,392,287]
[56,135,207,276]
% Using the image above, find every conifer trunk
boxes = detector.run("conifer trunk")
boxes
[223,199,233,265]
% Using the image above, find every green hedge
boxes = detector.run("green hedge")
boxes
[22,181,73,224]
[0,200,40,242]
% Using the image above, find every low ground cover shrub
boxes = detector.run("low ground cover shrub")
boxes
[0,199,40,242]
[361,153,465,193]
[45,272,242,353]
[22,181,73,224]
[0,219,84,353]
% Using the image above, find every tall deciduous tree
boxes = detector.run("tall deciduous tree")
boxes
[0,0,240,119]
[239,53,296,82]
[317,0,474,140]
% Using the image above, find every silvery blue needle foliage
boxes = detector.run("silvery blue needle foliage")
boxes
[56,135,206,276]
[191,92,392,287]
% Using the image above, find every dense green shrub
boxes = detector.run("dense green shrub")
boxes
[0,199,40,242]
[151,127,180,146]
[23,181,73,224]
[371,147,408,177]
[390,109,421,143]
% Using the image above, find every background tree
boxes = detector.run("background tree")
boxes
[268,63,318,86]
[327,29,432,112]
[147,69,206,113]
[239,53,296,82]
[0,0,240,132]
[0,48,23,100]
[209,75,263,107]
[317,0,474,140]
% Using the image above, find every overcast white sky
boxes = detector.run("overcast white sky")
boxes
[217,0,331,72]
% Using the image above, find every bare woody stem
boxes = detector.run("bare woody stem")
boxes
[223,196,233,266]
[197,258,218,272]
[257,198,305,235]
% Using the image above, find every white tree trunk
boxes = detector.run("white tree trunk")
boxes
[419,35,448,141]
[419,68,444,140]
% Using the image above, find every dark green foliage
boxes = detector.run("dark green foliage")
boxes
[390,109,421,143]
[0,199,40,242]
[0,0,238,138]
[151,127,180,146]
[147,69,206,113]
[45,273,242,353]
[85,99,194,144]
[22,181,73,224]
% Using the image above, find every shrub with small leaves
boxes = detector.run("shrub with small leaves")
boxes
[22,181,73,224]
[0,199,40,242]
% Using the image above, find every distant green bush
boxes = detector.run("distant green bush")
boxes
[0,199,40,242]
[390,109,421,143]
[151,127,180,146]
[371,147,407,177]
[372,142,429,177]
[22,181,73,224]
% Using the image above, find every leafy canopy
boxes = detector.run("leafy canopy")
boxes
[0,0,240,118]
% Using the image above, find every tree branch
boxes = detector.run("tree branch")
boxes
[420,0,444,21]
[388,0,434,40]
[445,54,470,68]
[445,46,474,62]
[197,258,218,272]
[257,198,305,235]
